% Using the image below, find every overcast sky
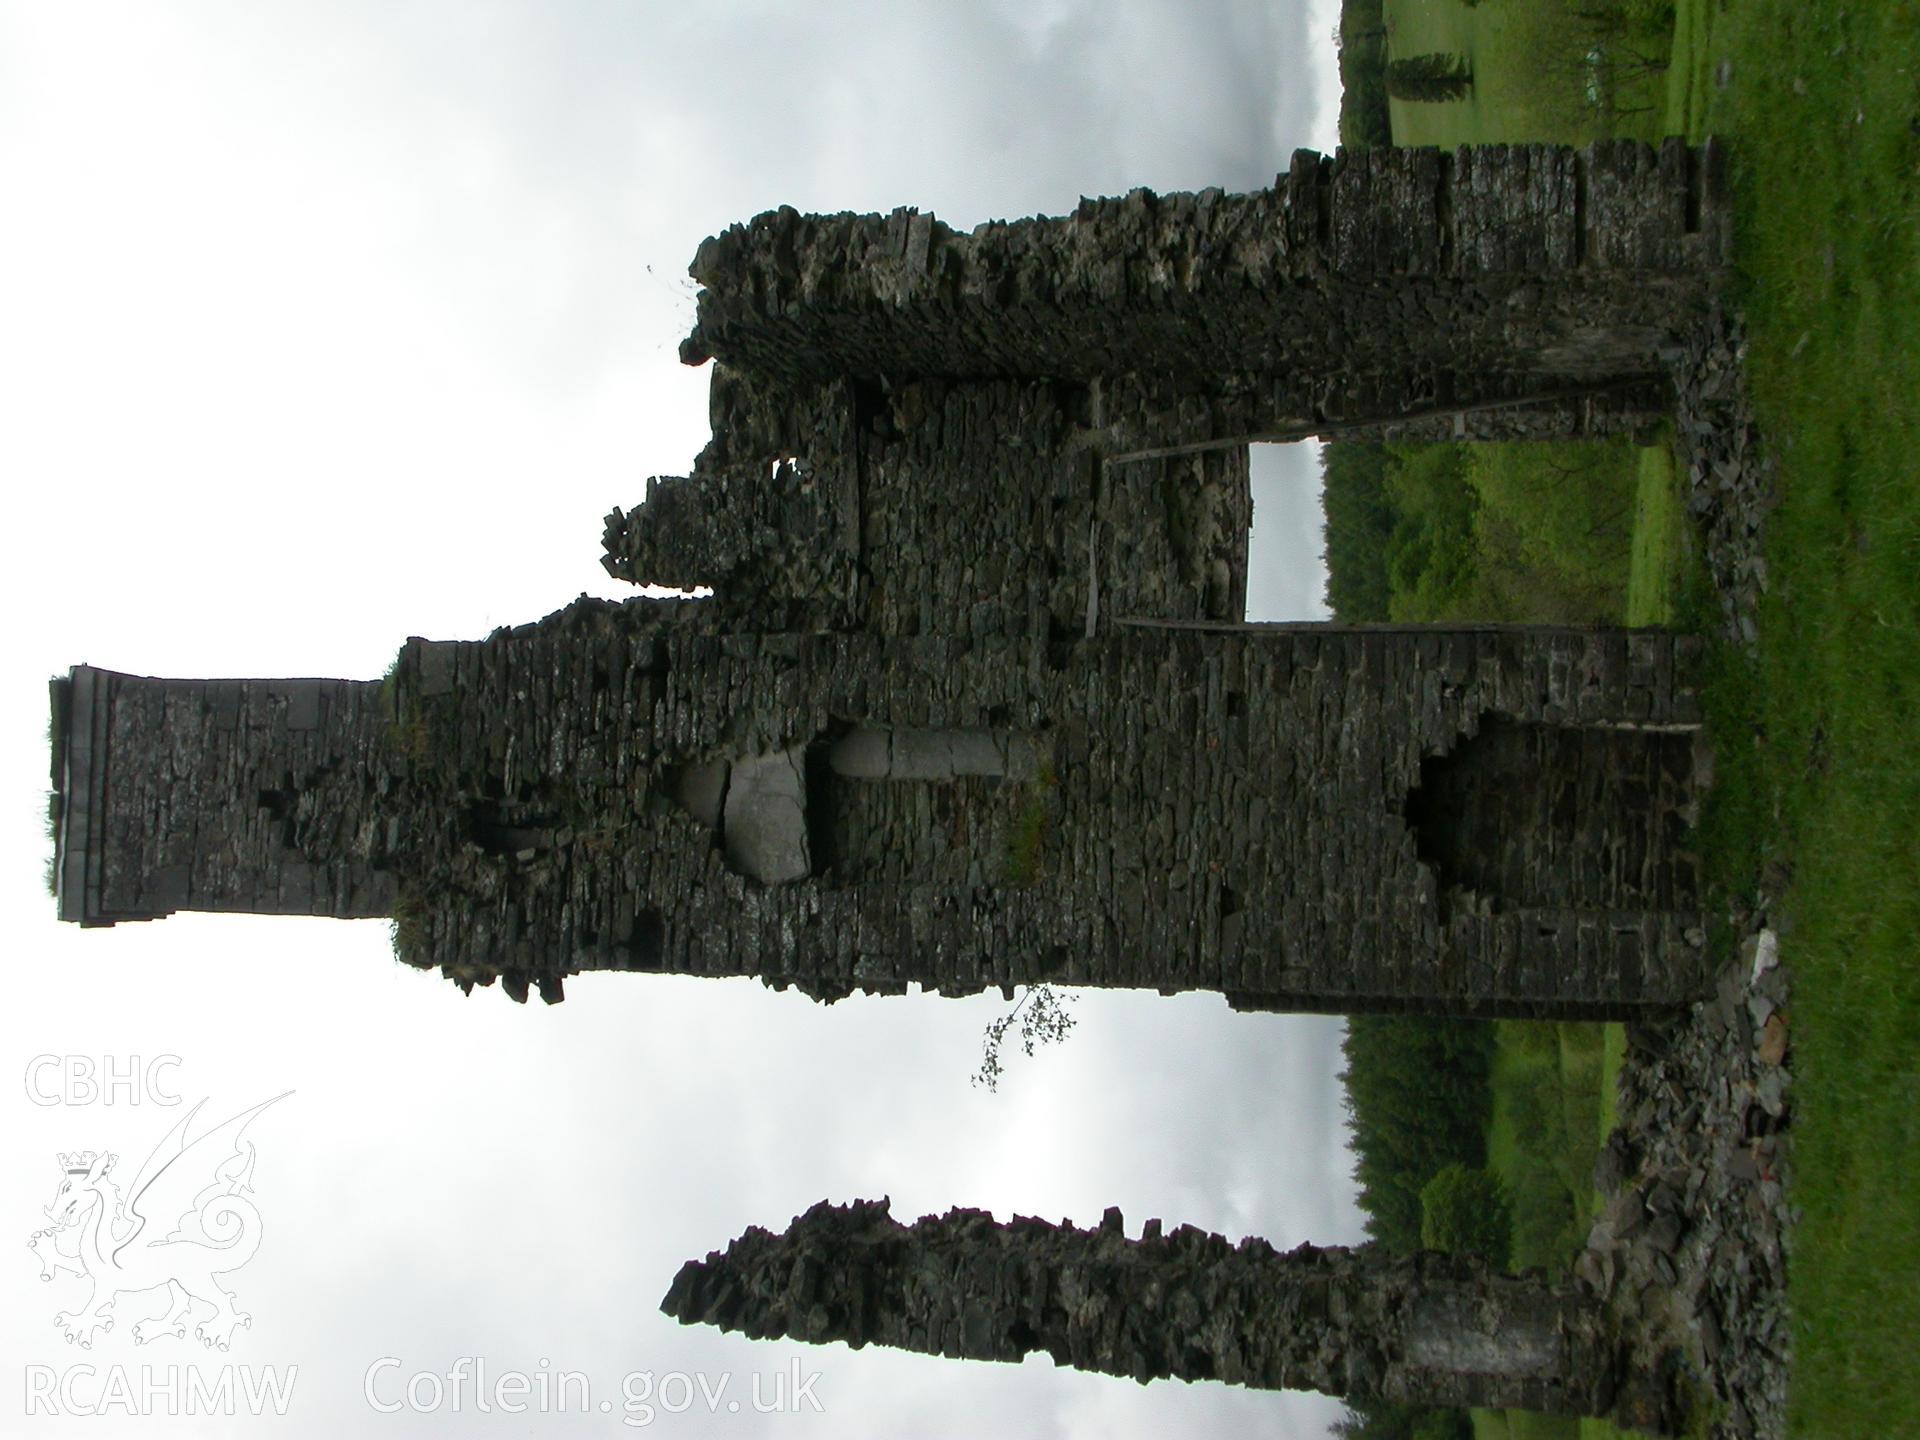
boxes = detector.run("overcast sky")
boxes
[1,2,1353,1434]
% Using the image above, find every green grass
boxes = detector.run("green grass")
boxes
[1686,2,1920,1432]
[1484,1021,1622,1272]
[1471,1407,1590,1440]
[1003,792,1049,884]
[1624,443,1697,627]
[1381,7,1694,1422]
[1475,1024,1629,1440]
[1359,1,1920,1431]
[1385,0,1671,147]
[1469,1401,1636,1440]
[1663,0,1717,140]
[1597,1022,1628,1144]
[1378,3,1920,1429]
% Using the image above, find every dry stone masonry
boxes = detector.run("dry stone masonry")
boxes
[662,1198,1675,1429]
[51,139,1724,1022]
[49,668,397,926]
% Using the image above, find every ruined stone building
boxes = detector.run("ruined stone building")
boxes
[52,139,1723,1024]
[53,138,1731,1428]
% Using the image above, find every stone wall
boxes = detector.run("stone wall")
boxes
[357,601,1707,1018]
[663,1198,1651,1426]
[51,138,1722,1023]
[602,375,1250,638]
[50,601,1709,1019]
[683,139,1723,445]
[50,667,397,926]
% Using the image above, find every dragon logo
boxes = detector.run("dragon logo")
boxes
[27,1094,289,1351]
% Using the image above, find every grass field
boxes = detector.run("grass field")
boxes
[1385,0,1671,147]
[1378,9,1690,1438]
[1485,1022,1615,1268]
[1624,444,1697,628]
[1477,1020,1628,1440]
[1688,2,1920,1432]
[1379,0,1920,1434]
[1470,1405,1636,1440]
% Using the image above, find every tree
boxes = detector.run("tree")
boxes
[1382,443,1479,622]
[972,984,1076,1091]
[1457,441,1634,624]
[1320,441,1396,621]
[1385,53,1474,104]
[1335,0,1393,147]
[1340,1015,1494,1252]
[1420,1164,1513,1266]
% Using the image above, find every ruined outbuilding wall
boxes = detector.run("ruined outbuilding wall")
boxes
[606,141,1727,635]
[663,1199,1635,1424]
[603,374,1250,636]
[684,139,1723,444]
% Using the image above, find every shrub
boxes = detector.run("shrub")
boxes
[1419,1164,1513,1265]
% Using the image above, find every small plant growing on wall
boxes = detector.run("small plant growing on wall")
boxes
[1002,760,1058,886]
[389,884,430,966]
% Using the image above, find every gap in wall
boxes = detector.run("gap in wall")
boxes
[1246,442,1331,622]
